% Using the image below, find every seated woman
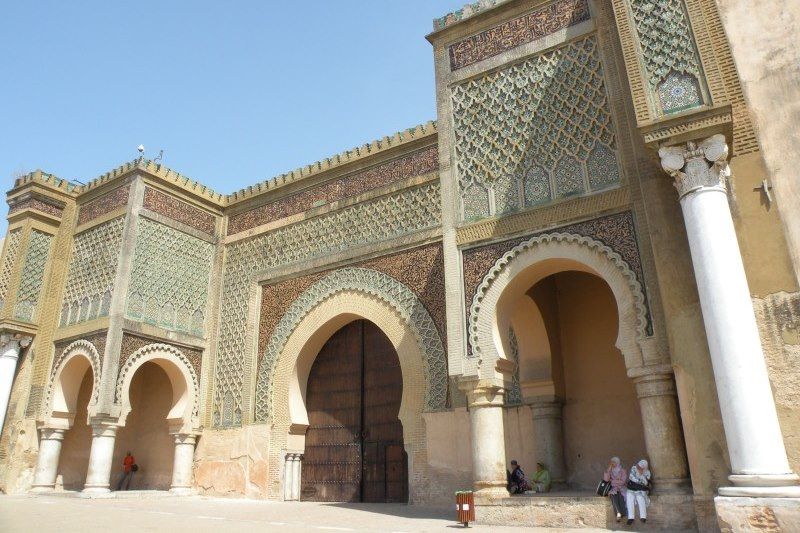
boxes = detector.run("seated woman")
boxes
[603,456,627,522]
[531,462,551,493]
[626,459,652,525]
[507,460,532,494]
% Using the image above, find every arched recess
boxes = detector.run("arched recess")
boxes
[469,232,652,377]
[44,340,102,428]
[264,286,439,502]
[254,267,447,423]
[115,343,200,434]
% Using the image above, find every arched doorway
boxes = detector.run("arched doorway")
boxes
[57,361,94,490]
[513,271,646,488]
[301,319,407,503]
[113,362,175,490]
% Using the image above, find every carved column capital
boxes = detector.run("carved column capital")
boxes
[659,134,730,199]
[465,385,505,408]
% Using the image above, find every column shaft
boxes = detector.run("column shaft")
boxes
[467,386,508,497]
[170,434,196,494]
[530,401,565,485]
[31,428,66,492]
[83,421,117,493]
[0,340,21,436]
[291,454,302,501]
[633,372,689,491]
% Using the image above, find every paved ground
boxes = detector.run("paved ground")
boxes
[0,493,618,532]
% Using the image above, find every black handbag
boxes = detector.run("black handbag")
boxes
[132,464,139,472]
[626,479,649,492]
[596,479,612,497]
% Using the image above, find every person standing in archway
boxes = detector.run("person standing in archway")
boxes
[116,451,136,491]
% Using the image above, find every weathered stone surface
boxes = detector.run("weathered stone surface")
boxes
[715,496,800,533]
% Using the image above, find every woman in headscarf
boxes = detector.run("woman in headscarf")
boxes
[626,459,651,525]
[507,460,532,494]
[603,457,627,521]
[531,462,551,493]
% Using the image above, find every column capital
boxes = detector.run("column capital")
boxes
[88,418,118,437]
[39,427,66,441]
[632,371,677,399]
[172,433,196,446]
[463,385,505,408]
[659,134,730,199]
[0,333,32,359]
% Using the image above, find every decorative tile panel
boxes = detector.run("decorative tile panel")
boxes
[227,146,438,235]
[452,35,622,221]
[8,197,64,218]
[629,0,704,114]
[60,217,125,326]
[0,229,23,310]
[77,185,130,226]
[143,187,216,236]
[213,183,441,426]
[447,0,591,70]
[119,333,202,383]
[126,218,214,336]
[462,211,652,354]
[14,230,53,322]
[506,326,522,405]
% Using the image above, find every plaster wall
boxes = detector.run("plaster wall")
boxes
[503,404,536,476]
[113,362,174,490]
[58,370,92,490]
[422,408,473,495]
[193,424,271,498]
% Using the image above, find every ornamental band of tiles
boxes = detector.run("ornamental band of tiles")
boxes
[0,0,796,524]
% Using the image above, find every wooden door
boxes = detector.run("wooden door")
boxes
[361,322,407,503]
[301,320,407,503]
[301,321,362,502]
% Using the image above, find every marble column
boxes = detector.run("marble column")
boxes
[82,420,117,494]
[660,135,800,496]
[632,368,689,492]
[31,427,66,492]
[0,334,32,436]
[291,453,302,501]
[169,434,196,494]
[466,385,508,497]
[530,400,566,485]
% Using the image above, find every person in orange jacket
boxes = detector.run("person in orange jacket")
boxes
[116,451,136,491]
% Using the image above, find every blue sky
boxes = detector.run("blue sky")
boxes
[0,1,467,232]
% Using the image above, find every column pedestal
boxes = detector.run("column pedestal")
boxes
[529,400,565,486]
[82,420,117,495]
[632,369,690,492]
[465,385,508,498]
[169,434,196,495]
[660,135,800,497]
[31,427,65,492]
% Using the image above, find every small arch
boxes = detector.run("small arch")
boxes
[45,340,102,428]
[115,343,200,433]
[469,232,650,376]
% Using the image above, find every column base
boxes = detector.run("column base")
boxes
[720,473,800,497]
[719,486,800,498]
[473,481,509,502]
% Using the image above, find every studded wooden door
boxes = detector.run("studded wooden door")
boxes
[301,320,407,503]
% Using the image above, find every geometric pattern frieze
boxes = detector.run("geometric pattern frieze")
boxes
[629,0,704,114]
[452,35,622,221]
[143,187,216,236]
[126,218,214,336]
[448,0,591,71]
[14,230,53,322]
[77,184,130,226]
[212,182,442,426]
[60,217,125,327]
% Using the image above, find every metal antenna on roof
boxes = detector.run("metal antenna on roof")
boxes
[137,144,145,162]
[154,150,164,164]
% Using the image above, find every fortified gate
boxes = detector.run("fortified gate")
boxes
[1,0,799,530]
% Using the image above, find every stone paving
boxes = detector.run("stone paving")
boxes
[0,493,632,532]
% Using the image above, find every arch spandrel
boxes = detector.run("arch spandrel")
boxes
[254,267,448,424]
[468,232,654,379]
[115,343,200,433]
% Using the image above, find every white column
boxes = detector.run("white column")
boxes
[660,135,800,497]
[283,453,294,500]
[465,385,508,497]
[82,420,117,494]
[31,427,65,492]
[0,335,31,436]
[530,400,565,486]
[169,434,196,494]
[291,453,302,501]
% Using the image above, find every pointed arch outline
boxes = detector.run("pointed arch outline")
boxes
[44,339,103,421]
[254,267,447,422]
